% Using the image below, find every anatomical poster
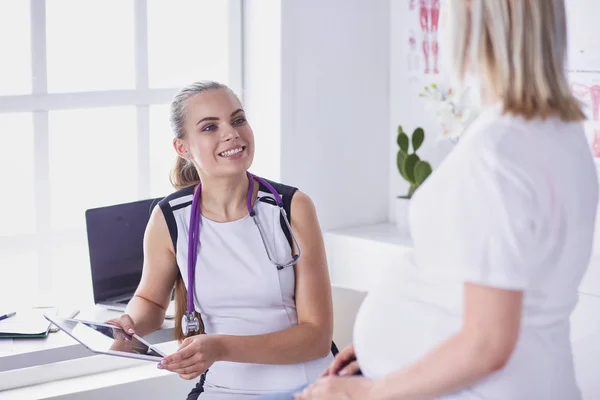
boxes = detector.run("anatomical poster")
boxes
[406,0,442,78]
[571,72,600,158]
[566,0,600,159]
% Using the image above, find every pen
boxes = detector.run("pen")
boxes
[0,312,16,322]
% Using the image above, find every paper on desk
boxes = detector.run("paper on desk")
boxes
[0,337,14,356]
[0,308,57,335]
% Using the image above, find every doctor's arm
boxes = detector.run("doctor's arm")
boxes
[106,206,179,337]
[163,191,333,369]
[367,283,522,400]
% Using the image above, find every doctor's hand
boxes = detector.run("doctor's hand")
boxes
[321,344,360,377]
[159,334,222,380]
[105,314,137,336]
[294,376,374,400]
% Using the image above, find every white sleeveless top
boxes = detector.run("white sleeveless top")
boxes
[159,181,333,398]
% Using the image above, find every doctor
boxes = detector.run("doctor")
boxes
[107,81,336,399]
[263,0,599,399]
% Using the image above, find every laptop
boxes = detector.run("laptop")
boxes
[85,198,163,312]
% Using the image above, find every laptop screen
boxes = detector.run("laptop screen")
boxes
[85,198,162,304]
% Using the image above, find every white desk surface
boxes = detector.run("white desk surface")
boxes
[0,306,174,373]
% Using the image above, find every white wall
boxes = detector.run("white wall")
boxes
[242,0,282,182]
[244,0,391,231]
[279,0,390,230]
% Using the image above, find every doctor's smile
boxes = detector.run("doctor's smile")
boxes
[217,145,247,159]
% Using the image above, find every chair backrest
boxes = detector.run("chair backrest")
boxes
[331,284,367,349]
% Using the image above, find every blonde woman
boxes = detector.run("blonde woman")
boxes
[261,1,599,399]
[107,81,337,399]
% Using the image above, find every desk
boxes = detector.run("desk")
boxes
[0,306,174,374]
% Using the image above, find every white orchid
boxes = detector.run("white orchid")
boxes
[419,83,477,143]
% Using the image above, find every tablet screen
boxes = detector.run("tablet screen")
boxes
[57,318,164,359]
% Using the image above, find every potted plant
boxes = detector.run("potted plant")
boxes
[395,125,432,232]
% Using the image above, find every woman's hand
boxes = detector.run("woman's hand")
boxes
[159,335,223,380]
[294,376,374,400]
[321,344,360,377]
[103,315,137,351]
[105,314,137,335]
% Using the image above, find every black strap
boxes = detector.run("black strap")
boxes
[158,185,194,253]
[186,371,207,400]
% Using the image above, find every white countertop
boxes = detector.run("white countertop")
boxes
[0,305,174,373]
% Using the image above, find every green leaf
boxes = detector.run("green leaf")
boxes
[431,83,437,89]
[396,150,409,181]
[402,153,420,184]
[412,127,425,152]
[407,184,417,198]
[414,160,432,186]
[397,131,409,153]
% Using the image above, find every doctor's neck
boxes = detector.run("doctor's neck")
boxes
[197,172,255,222]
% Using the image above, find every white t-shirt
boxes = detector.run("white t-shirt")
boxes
[353,104,599,399]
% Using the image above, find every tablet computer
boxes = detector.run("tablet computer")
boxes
[44,315,167,362]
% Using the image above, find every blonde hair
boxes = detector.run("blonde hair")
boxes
[449,0,584,121]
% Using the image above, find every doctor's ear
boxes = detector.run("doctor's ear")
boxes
[173,138,191,160]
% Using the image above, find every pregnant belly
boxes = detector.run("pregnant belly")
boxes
[353,287,462,379]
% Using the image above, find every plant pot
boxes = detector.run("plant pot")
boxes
[395,196,411,234]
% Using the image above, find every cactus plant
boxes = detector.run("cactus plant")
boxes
[396,125,432,198]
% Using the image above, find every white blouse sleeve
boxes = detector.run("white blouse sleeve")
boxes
[450,142,540,290]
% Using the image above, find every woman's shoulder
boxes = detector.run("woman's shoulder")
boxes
[157,185,195,210]
[464,104,585,156]
[257,178,298,198]
[464,106,527,147]
[458,105,594,201]
[256,178,299,211]
[254,177,317,220]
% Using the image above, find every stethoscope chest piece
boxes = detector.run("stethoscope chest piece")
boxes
[182,312,200,336]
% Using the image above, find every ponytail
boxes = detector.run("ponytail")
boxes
[169,156,200,191]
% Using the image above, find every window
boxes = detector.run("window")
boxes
[0,1,31,95]
[48,107,138,230]
[46,0,136,93]
[0,113,35,237]
[149,104,175,198]
[0,0,242,307]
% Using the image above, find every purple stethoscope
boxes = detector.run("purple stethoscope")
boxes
[182,172,303,335]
